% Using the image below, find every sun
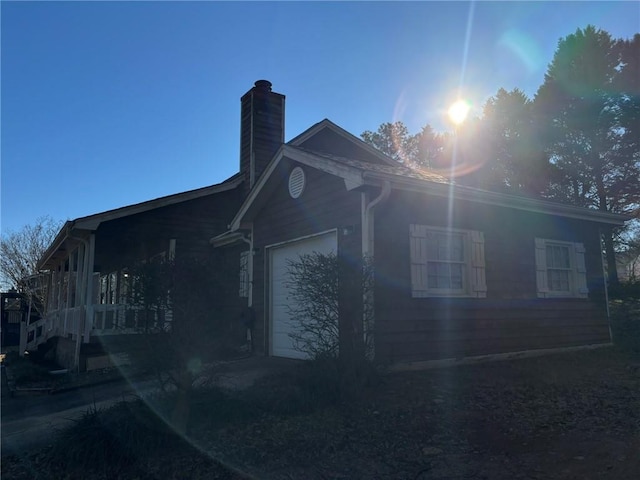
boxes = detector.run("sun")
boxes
[448,99,470,125]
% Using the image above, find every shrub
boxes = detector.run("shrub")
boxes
[609,280,640,301]
[47,399,180,475]
[610,297,640,356]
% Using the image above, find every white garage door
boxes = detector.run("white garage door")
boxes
[270,232,337,359]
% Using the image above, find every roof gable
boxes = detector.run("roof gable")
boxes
[289,119,398,167]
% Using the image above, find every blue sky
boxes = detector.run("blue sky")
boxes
[2,1,639,234]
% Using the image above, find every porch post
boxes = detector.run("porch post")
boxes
[63,250,74,336]
[83,234,96,344]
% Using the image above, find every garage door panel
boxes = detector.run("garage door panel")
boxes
[270,232,337,359]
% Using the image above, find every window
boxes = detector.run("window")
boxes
[534,238,588,298]
[239,250,250,298]
[410,225,486,297]
[98,272,119,305]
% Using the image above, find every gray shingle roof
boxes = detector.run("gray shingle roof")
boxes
[292,146,450,184]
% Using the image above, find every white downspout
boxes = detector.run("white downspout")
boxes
[599,229,613,344]
[239,231,254,348]
[362,181,392,359]
[67,229,96,371]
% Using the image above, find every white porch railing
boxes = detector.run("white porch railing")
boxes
[25,306,87,351]
[25,304,171,350]
[92,304,136,335]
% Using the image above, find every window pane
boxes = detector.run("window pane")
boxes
[548,269,570,291]
[450,235,464,261]
[427,262,464,290]
[427,263,438,288]
[547,245,570,268]
[426,232,438,259]
[450,264,463,289]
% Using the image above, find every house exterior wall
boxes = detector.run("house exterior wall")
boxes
[250,166,362,355]
[91,187,247,325]
[94,187,243,272]
[373,189,610,363]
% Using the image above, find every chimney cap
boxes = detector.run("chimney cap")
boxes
[254,80,272,92]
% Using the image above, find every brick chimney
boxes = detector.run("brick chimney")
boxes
[239,80,285,195]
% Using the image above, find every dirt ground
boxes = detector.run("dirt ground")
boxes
[203,347,640,479]
[3,346,639,479]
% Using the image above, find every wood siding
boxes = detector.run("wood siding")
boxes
[251,166,362,354]
[373,189,610,363]
[94,187,243,271]
[92,187,247,325]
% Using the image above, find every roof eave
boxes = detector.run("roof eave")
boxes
[362,171,630,226]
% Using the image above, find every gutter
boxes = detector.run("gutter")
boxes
[361,171,629,226]
[363,181,391,257]
[66,230,92,373]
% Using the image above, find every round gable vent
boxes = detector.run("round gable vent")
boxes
[288,167,306,198]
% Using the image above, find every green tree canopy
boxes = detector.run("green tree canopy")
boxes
[534,26,640,283]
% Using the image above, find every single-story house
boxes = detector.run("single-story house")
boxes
[34,80,629,369]
[213,85,629,364]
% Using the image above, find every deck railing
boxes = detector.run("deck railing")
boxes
[25,304,172,350]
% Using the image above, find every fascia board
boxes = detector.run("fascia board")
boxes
[74,175,243,230]
[229,146,288,231]
[210,231,246,247]
[363,172,630,226]
[283,146,364,190]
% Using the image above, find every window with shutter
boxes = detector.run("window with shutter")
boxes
[410,225,486,298]
[534,238,588,298]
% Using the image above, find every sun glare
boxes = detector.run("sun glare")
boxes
[448,99,470,125]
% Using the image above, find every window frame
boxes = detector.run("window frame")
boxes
[534,238,588,299]
[410,225,486,298]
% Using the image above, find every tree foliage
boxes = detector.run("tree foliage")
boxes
[534,26,640,283]
[0,215,63,314]
[361,121,449,168]
[474,88,551,196]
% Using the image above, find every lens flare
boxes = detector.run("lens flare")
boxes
[448,100,470,125]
